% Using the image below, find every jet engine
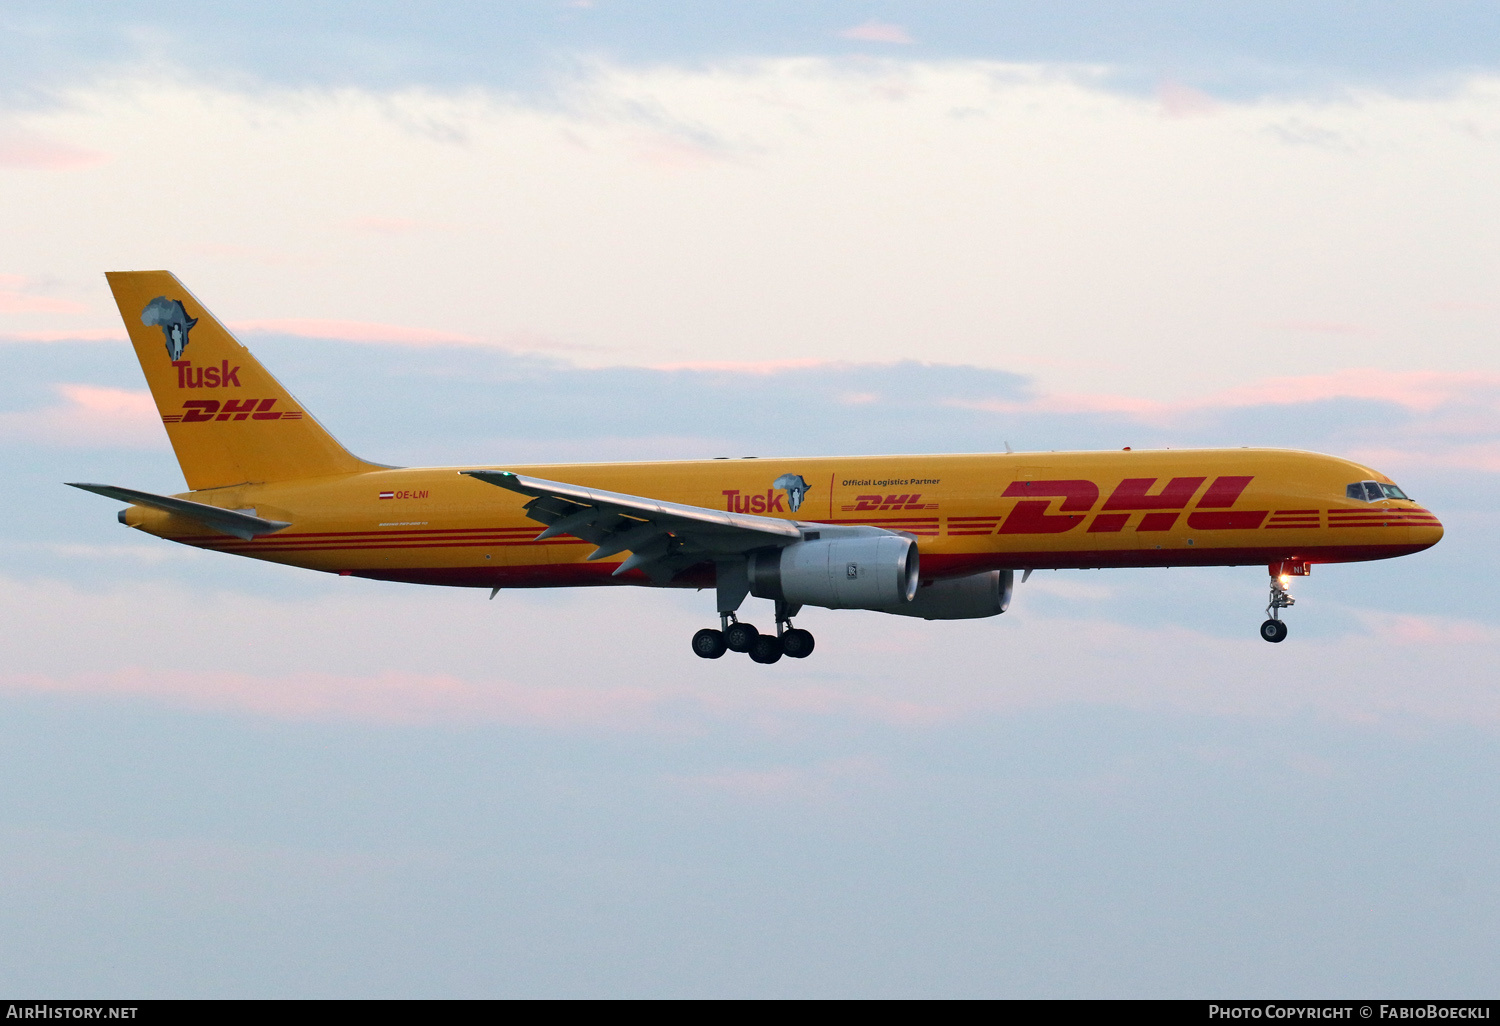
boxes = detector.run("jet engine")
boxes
[748,530,919,610]
[878,569,1013,620]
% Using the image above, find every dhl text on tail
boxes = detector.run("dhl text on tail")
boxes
[70,271,1444,662]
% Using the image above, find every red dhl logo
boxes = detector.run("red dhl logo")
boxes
[993,475,1266,534]
[841,493,938,512]
[172,359,242,388]
[161,398,303,424]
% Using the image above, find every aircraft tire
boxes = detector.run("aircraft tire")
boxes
[725,621,759,652]
[692,628,727,659]
[781,628,815,659]
[1260,619,1288,643]
[749,634,784,664]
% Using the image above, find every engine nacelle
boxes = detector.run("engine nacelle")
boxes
[748,530,919,610]
[878,569,1013,620]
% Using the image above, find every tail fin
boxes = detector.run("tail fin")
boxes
[107,270,379,490]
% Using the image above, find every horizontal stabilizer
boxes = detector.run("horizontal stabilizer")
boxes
[67,482,292,541]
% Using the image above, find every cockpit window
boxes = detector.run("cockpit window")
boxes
[1346,480,1410,502]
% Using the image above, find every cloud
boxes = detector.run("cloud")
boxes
[231,319,483,346]
[0,383,161,448]
[650,358,835,375]
[0,129,107,170]
[838,21,915,45]
[347,216,431,234]
[1158,80,1218,118]
[2,576,1498,736]
[1346,443,1500,475]
[0,274,88,315]
[1,62,1499,408]
[8,609,1500,733]
[674,756,887,801]
[8,667,671,729]
[953,368,1500,423]
[1348,609,1498,646]
[1266,319,1374,337]
[0,329,126,342]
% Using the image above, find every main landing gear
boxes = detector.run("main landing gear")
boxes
[1259,562,1302,643]
[692,602,815,664]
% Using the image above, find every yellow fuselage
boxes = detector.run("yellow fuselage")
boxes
[124,447,1443,589]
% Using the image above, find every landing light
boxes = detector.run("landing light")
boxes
[1279,574,1292,586]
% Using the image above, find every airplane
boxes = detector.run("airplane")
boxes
[69,271,1444,663]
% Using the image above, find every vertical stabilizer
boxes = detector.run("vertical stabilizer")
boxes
[106,270,377,490]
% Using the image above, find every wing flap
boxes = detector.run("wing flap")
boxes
[466,470,801,540]
[462,469,804,583]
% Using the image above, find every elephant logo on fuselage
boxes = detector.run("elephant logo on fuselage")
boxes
[773,473,811,513]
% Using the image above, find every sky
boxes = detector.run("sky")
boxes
[2,1,1499,997]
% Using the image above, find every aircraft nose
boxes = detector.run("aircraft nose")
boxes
[1410,506,1444,548]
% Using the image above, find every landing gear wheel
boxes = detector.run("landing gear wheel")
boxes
[749,634,784,664]
[1262,567,1296,643]
[692,628,727,659]
[781,628,815,659]
[1260,619,1288,643]
[724,621,759,653]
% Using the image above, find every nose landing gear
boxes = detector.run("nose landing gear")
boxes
[1259,562,1303,643]
[1259,616,1288,643]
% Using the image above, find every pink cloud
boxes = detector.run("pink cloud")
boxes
[230,318,482,346]
[1158,81,1218,118]
[1,665,948,732]
[57,383,155,418]
[0,274,88,315]
[951,368,1500,424]
[1205,368,1500,413]
[0,328,127,342]
[192,242,309,267]
[838,20,915,44]
[1349,611,1498,646]
[1345,443,1500,475]
[0,131,107,171]
[5,573,1500,738]
[1265,319,1374,336]
[6,667,667,728]
[0,383,161,448]
[676,756,886,802]
[11,612,1500,735]
[652,357,835,375]
[634,132,726,171]
[347,216,428,234]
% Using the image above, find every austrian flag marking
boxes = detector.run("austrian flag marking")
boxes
[379,491,395,500]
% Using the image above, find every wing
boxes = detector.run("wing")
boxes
[461,470,805,585]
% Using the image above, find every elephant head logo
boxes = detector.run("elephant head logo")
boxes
[773,473,811,513]
[141,296,198,361]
